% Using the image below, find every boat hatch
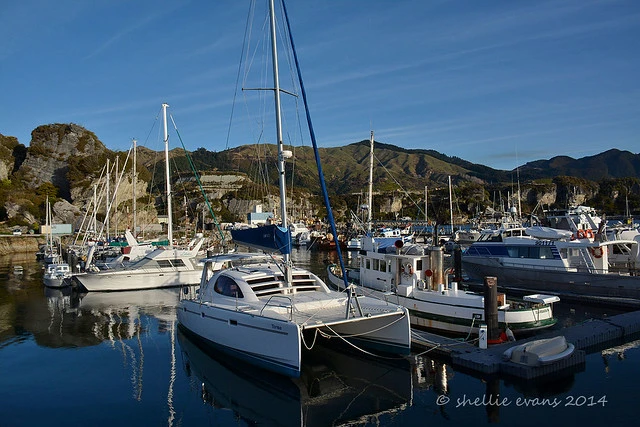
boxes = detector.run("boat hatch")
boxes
[246,273,322,296]
[523,294,561,304]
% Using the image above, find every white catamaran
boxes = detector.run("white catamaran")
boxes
[177,0,411,378]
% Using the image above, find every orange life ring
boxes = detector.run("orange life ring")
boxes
[586,229,594,239]
[577,229,586,239]
[590,246,605,258]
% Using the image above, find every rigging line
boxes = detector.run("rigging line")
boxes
[139,106,163,150]
[281,0,349,290]
[168,114,226,243]
[225,0,256,152]
[373,151,427,218]
[318,323,408,361]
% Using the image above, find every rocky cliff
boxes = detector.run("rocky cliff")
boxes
[17,123,106,199]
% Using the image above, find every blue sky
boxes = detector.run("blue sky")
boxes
[1,0,638,171]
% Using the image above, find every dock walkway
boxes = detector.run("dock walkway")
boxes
[411,309,640,380]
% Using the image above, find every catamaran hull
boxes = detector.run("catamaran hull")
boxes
[462,257,640,300]
[74,269,203,292]
[177,300,303,377]
[177,299,411,378]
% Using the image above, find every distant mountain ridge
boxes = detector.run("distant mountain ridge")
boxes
[518,149,640,181]
[169,141,640,193]
[1,123,639,229]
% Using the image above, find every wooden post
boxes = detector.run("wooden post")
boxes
[484,276,499,343]
[453,246,463,283]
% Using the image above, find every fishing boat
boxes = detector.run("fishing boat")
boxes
[177,0,411,378]
[327,235,559,337]
[462,224,640,301]
[41,196,72,288]
[43,262,73,288]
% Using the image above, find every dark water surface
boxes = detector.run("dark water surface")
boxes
[1,249,638,426]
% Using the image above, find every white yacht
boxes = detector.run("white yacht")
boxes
[177,0,411,378]
[74,235,205,292]
[178,253,411,378]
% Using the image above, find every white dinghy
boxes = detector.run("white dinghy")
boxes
[502,335,575,366]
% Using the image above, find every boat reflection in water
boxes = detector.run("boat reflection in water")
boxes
[178,329,413,426]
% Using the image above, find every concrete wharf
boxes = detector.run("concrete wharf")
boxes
[411,309,640,380]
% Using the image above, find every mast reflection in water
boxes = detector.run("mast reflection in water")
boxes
[1,252,640,426]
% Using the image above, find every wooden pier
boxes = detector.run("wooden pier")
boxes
[411,309,640,380]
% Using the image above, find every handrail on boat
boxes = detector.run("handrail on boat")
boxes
[260,295,294,320]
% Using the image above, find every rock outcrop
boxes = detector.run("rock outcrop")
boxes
[18,124,106,198]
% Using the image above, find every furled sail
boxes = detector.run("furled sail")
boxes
[231,225,292,255]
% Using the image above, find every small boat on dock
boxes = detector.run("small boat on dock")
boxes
[502,336,575,366]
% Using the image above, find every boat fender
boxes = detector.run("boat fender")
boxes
[590,246,605,258]
[506,327,515,341]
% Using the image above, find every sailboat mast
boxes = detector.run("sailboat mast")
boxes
[448,175,454,235]
[162,103,173,248]
[367,131,374,234]
[92,184,97,236]
[132,138,137,235]
[269,0,290,268]
[115,156,119,237]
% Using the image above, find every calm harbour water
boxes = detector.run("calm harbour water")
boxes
[1,249,639,427]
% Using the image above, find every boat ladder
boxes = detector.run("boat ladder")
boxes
[579,247,598,273]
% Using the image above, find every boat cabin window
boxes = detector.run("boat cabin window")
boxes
[379,260,387,273]
[506,246,554,259]
[214,275,244,298]
[156,259,186,268]
[365,259,371,270]
[373,259,379,271]
[171,259,186,268]
[481,233,502,242]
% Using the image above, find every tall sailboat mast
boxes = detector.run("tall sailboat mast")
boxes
[106,158,110,240]
[269,0,291,273]
[132,138,137,235]
[448,175,454,235]
[162,103,173,248]
[367,131,374,235]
